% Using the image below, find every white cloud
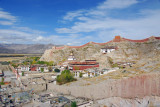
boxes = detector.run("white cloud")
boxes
[34,36,44,41]
[97,0,138,9]
[12,26,46,34]
[57,0,140,34]
[63,10,85,21]
[0,8,16,25]
[0,29,46,44]
[63,0,138,22]
[0,21,13,25]
[0,28,89,45]
[57,10,160,38]
[56,0,160,41]
[0,10,16,21]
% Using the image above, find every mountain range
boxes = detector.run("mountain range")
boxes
[0,44,61,54]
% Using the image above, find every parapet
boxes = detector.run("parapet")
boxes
[113,35,121,42]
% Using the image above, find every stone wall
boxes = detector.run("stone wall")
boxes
[48,73,160,100]
[24,84,46,92]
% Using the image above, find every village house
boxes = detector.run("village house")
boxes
[82,70,98,78]
[100,46,117,54]
[30,65,37,71]
[116,62,135,68]
[36,65,49,72]
[19,64,52,73]
[73,68,98,78]
[73,68,119,78]
[20,65,30,71]
[74,71,80,77]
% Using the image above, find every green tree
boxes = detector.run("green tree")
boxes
[0,77,5,85]
[11,63,18,68]
[22,71,24,76]
[71,101,77,107]
[79,72,83,78]
[37,61,45,64]
[48,61,54,66]
[34,57,40,61]
[2,77,4,83]
[40,68,44,73]
[23,61,28,65]
[31,60,37,65]
[54,68,60,73]
[56,70,76,85]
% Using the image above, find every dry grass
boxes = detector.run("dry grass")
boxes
[82,83,91,86]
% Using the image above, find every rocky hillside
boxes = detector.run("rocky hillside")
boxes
[40,36,160,68]
[0,44,61,54]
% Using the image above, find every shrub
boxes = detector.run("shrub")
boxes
[0,77,4,85]
[79,72,83,78]
[22,71,24,76]
[11,63,18,68]
[56,70,76,85]
[40,68,44,72]
[0,82,4,85]
[71,101,77,107]
[111,63,119,68]
[108,57,113,65]
[54,68,60,73]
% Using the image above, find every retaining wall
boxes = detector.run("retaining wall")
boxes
[48,73,160,100]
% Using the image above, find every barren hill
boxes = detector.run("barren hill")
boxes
[40,36,160,68]
[42,36,160,106]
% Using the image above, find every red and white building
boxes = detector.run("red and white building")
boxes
[69,60,99,71]
[100,46,117,54]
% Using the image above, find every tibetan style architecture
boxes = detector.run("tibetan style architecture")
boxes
[100,46,117,54]
[69,60,99,70]
[67,52,76,61]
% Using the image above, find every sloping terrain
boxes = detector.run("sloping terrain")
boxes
[40,36,160,68]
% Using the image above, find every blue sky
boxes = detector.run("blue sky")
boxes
[0,0,160,45]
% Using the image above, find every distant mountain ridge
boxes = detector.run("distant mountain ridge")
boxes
[0,44,62,54]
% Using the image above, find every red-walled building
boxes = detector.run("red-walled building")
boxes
[69,61,99,70]
[30,65,37,71]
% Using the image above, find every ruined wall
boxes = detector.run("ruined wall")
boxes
[122,37,150,42]
[54,36,160,50]
[48,73,160,100]
[24,84,46,92]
